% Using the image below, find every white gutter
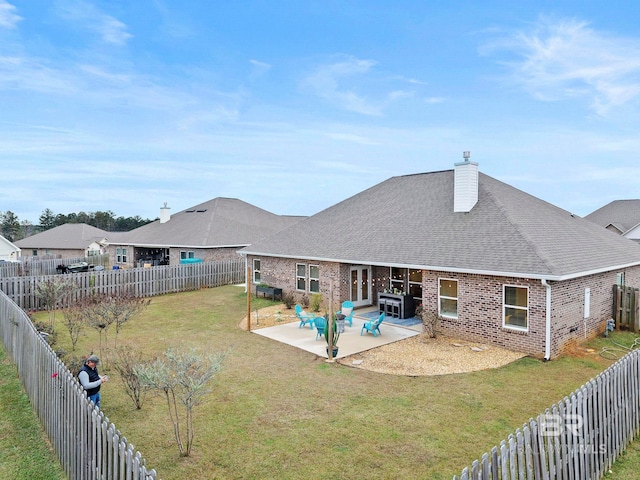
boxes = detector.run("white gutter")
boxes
[542,279,552,360]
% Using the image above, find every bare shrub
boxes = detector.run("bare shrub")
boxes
[113,344,149,410]
[415,305,441,338]
[35,277,77,331]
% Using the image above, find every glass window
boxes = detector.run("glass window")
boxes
[32,250,38,256]
[616,272,625,286]
[309,265,320,293]
[188,251,195,259]
[296,263,306,291]
[439,278,458,318]
[180,251,187,260]
[116,248,127,263]
[409,269,423,303]
[503,285,528,330]
[390,267,406,293]
[253,259,261,284]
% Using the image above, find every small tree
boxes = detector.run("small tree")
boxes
[60,297,93,351]
[35,278,77,331]
[88,292,150,367]
[113,344,149,410]
[135,347,229,457]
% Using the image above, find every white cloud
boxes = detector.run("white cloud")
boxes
[0,1,21,29]
[302,56,383,115]
[54,0,132,46]
[483,16,640,115]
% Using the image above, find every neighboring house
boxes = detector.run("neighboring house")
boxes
[241,157,640,360]
[584,199,640,242]
[0,234,21,261]
[105,198,306,267]
[14,224,109,259]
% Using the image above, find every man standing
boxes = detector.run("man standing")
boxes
[78,355,108,408]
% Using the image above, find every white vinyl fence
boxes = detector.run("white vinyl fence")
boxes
[0,290,157,479]
[453,349,640,479]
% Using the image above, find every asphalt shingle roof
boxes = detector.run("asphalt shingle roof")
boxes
[584,199,640,234]
[242,170,640,280]
[119,197,305,247]
[15,224,110,249]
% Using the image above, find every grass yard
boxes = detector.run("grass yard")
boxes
[0,346,66,480]
[27,285,638,479]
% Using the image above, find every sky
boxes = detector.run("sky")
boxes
[1,1,639,224]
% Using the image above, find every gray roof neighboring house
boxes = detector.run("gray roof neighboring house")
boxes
[114,197,306,248]
[584,199,640,235]
[14,199,305,256]
[242,169,640,281]
[15,224,113,250]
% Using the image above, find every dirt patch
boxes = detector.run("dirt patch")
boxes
[242,304,527,376]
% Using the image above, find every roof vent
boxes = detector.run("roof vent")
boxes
[454,151,479,213]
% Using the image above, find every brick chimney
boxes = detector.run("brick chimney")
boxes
[160,202,171,224]
[454,151,478,213]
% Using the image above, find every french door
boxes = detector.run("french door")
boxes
[350,266,371,307]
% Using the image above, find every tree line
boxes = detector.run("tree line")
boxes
[0,209,155,242]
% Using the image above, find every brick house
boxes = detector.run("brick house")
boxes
[14,223,109,259]
[106,198,305,267]
[240,156,640,359]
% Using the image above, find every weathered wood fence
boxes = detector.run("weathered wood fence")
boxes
[0,290,157,479]
[0,254,110,277]
[0,258,246,479]
[453,348,640,479]
[0,259,246,310]
[613,284,639,333]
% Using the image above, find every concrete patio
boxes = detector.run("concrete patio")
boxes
[252,311,421,359]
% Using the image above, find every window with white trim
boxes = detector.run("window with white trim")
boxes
[296,263,306,291]
[438,278,458,318]
[116,247,127,263]
[309,265,320,293]
[180,251,195,260]
[503,285,528,330]
[253,258,261,284]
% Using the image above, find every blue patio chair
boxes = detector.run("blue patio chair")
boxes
[295,304,315,329]
[336,301,354,327]
[361,313,385,337]
[313,316,327,340]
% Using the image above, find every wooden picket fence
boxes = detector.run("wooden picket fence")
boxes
[0,255,110,278]
[453,348,640,479]
[0,290,157,479]
[613,284,640,333]
[0,259,246,310]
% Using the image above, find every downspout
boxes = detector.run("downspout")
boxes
[542,279,552,361]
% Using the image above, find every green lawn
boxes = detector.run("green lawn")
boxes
[0,347,66,480]
[15,285,640,479]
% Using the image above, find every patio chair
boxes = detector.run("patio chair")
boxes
[313,316,327,340]
[295,304,315,329]
[336,301,354,327]
[361,313,385,337]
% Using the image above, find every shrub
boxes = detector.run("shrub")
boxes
[310,293,323,312]
[415,305,441,338]
[282,290,296,309]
